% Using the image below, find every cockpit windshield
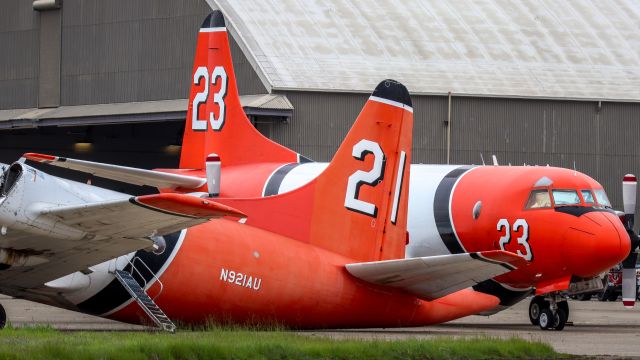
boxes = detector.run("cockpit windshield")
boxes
[525,189,552,209]
[526,187,611,209]
[552,190,580,205]
[581,190,595,204]
[594,189,611,207]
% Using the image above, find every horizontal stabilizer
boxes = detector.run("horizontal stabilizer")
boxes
[24,153,206,189]
[346,250,525,301]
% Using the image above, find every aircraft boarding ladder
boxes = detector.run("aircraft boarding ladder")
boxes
[114,257,176,332]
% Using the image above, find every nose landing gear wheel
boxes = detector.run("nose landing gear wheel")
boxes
[558,300,569,320]
[538,308,567,331]
[529,296,548,325]
[538,309,553,330]
[553,308,567,331]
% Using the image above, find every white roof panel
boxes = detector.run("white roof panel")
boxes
[209,0,640,101]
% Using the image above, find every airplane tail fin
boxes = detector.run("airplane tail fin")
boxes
[219,80,413,262]
[179,11,302,169]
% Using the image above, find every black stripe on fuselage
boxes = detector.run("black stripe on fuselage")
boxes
[472,279,533,307]
[554,206,616,217]
[433,166,473,254]
[76,231,182,316]
[263,163,299,196]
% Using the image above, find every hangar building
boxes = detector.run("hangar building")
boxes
[0,0,639,208]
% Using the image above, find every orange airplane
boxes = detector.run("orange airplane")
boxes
[16,11,631,332]
[0,77,526,331]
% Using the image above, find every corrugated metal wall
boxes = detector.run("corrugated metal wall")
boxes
[60,0,210,105]
[450,97,640,207]
[276,91,449,164]
[273,92,368,160]
[0,0,265,108]
[273,91,640,208]
[0,0,39,109]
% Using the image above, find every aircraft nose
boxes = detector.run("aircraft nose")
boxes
[563,211,630,278]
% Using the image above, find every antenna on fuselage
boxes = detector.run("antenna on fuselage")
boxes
[573,160,577,176]
[480,153,485,166]
[492,155,499,166]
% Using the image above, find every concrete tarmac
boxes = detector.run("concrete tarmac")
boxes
[1,295,639,357]
[310,300,640,358]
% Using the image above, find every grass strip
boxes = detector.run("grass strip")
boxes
[0,326,562,360]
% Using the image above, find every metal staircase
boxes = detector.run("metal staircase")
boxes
[114,260,176,332]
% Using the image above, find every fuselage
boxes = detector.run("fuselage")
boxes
[100,222,500,328]
[197,162,627,287]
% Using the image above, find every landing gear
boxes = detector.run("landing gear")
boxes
[528,295,568,331]
[558,300,569,320]
[553,308,567,331]
[538,308,553,329]
[528,296,547,325]
[573,292,592,301]
[599,288,619,301]
[538,308,567,330]
[0,303,6,329]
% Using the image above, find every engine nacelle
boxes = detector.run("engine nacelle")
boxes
[0,162,129,241]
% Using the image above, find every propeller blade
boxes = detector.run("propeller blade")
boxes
[622,174,636,227]
[621,174,638,307]
[622,267,637,307]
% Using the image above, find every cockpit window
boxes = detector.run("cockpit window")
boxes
[552,190,580,205]
[0,163,22,197]
[525,189,552,209]
[594,189,611,207]
[581,190,595,204]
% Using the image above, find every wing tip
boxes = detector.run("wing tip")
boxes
[23,152,60,162]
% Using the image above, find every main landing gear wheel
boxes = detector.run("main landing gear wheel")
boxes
[0,303,6,329]
[529,296,548,325]
[553,308,567,331]
[530,296,569,330]
[538,308,553,330]
[538,308,566,330]
[558,300,569,320]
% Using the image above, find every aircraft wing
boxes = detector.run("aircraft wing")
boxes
[345,250,525,301]
[0,193,245,289]
[41,193,245,238]
[23,153,206,189]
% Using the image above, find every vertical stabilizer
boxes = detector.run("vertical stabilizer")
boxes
[180,11,302,169]
[218,80,413,262]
